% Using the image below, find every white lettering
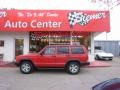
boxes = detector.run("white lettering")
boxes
[52,22,62,28]
[42,22,49,28]
[4,20,28,28]
[88,12,106,21]
[31,20,37,28]
[68,12,106,26]
[37,22,43,28]
[4,20,62,29]
[21,22,28,28]
[38,13,44,17]
[47,13,58,17]
[4,20,11,28]
[30,20,62,28]
[0,11,7,18]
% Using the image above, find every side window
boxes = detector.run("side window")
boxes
[43,47,55,55]
[57,46,69,54]
[71,47,84,54]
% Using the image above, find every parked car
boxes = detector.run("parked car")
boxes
[92,78,120,90]
[94,50,114,60]
[15,45,90,74]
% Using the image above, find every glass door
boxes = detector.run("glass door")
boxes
[15,39,24,58]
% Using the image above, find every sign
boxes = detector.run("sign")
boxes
[0,10,110,32]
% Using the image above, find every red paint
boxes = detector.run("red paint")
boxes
[16,45,89,68]
[0,10,110,32]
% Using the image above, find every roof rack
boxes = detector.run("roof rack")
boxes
[50,43,70,45]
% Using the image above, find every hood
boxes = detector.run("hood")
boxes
[16,52,39,58]
[97,52,114,57]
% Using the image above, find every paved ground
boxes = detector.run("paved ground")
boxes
[0,57,120,90]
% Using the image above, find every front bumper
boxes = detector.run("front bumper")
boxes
[100,56,113,60]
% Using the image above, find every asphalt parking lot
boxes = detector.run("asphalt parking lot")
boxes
[0,57,120,90]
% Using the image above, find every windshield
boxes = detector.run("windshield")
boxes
[95,50,105,53]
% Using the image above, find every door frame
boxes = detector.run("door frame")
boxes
[14,38,24,59]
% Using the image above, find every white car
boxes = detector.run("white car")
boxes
[94,50,114,60]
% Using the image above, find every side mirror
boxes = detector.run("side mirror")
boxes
[40,52,43,55]
[40,52,44,55]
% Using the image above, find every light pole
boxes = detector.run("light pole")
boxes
[70,31,73,45]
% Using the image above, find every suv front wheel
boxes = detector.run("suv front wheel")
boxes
[20,61,34,74]
[66,62,80,74]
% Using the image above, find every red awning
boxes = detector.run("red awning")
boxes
[0,10,110,32]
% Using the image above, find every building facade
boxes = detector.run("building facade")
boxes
[0,10,110,62]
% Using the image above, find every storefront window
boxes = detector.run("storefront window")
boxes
[0,40,4,47]
[29,32,90,52]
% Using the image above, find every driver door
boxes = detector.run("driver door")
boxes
[38,46,56,67]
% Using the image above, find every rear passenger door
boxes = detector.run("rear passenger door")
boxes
[70,46,87,61]
[55,46,69,67]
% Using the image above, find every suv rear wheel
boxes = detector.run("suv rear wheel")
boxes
[20,61,34,74]
[66,62,80,74]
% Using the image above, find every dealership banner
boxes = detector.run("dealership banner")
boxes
[0,10,110,32]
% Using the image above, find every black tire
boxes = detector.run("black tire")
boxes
[109,59,113,61]
[95,55,99,60]
[66,62,80,75]
[20,61,34,74]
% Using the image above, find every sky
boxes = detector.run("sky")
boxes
[0,0,101,10]
[95,5,120,40]
[0,0,119,40]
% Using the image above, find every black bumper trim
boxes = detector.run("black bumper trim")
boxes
[80,62,90,66]
[14,62,19,66]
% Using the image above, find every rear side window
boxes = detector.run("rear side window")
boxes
[57,46,69,54]
[71,47,84,54]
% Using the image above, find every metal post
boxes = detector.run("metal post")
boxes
[49,32,50,45]
[106,32,108,40]
[88,32,95,62]
[91,33,94,54]
[70,31,73,45]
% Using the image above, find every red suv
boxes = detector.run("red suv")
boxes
[15,45,90,74]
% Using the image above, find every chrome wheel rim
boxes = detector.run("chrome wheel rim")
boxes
[21,63,31,73]
[69,64,79,73]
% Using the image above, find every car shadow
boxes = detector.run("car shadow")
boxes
[15,67,90,75]
[34,68,90,75]
[35,68,67,74]
[95,59,112,61]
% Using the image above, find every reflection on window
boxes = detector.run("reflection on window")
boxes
[57,46,69,54]
[44,47,55,55]
[71,47,84,54]
[0,40,4,47]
